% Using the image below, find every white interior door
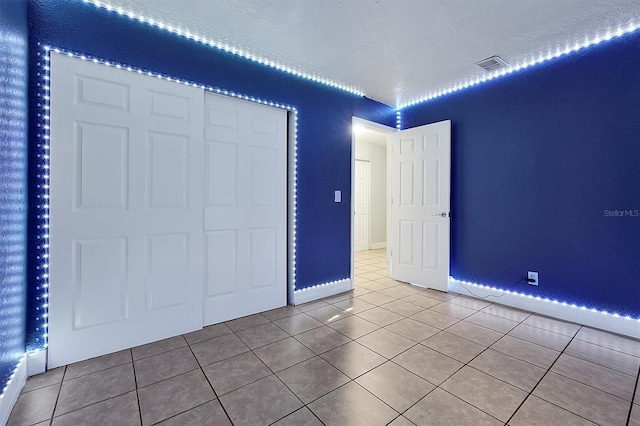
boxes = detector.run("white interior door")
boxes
[389,120,451,291]
[49,53,204,367]
[354,160,371,251]
[203,93,287,325]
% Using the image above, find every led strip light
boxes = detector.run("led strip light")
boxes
[37,45,301,348]
[450,277,640,322]
[81,0,364,97]
[398,21,640,109]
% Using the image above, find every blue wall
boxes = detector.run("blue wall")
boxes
[26,1,395,347]
[402,32,640,316]
[0,0,28,395]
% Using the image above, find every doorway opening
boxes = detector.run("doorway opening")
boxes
[350,117,395,281]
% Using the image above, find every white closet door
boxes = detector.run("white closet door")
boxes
[203,93,287,325]
[49,53,204,367]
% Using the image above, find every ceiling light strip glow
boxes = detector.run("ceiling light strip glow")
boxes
[40,44,300,324]
[81,0,364,97]
[399,21,640,109]
[449,277,640,322]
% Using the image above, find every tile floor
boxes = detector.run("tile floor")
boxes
[8,249,640,425]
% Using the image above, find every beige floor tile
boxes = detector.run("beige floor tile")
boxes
[295,325,352,354]
[273,313,323,335]
[235,322,289,349]
[134,346,199,387]
[481,304,531,322]
[253,337,315,372]
[410,310,460,329]
[190,333,250,366]
[272,407,323,426]
[465,311,519,333]
[64,349,132,381]
[574,327,640,356]
[306,304,353,323]
[387,415,417,426]
[533,372,629,425]
[522,314,581,337]
[21,367,65,393]
[277,357,350,404]
[508,323,572,351]
[357,291,397,306]
[132,336,187,361]
[422,331,486,363]
[384,318,440,342]
[327,315,380,339]
[401,294,442,308]
[564,338,640,375]
[261,305,302,321]
[393,344,463,385]
[308,381,398,426]
[157,400,231,426]
[331,297,376,314]
[225,313,270,331]
[381,299,426,317]
[357,328,415,358]
[441,366,527,422]
[51,391,140,426]
[356,362,435,412]
[551,354,636,401]
[449,295,491,310]
[509,395,597,426]
[357,306,404,327]
[8,383,60,426]
[405,388,502,426]
[430,301,477,319]
[490,335,560,369]
[295,300,330,312]
[55,364,135,416]
[446,321,504,346]
[469,348,546,391]
[320,341,386,378]
[138,369,215,425]
[202,351,271,396]
[183,323,232,345]
[379,286,418,299]
[421,289,456,301]
[630,404,640,426]
[220,375,303,426]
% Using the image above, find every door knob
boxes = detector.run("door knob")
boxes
[433,212,447,217]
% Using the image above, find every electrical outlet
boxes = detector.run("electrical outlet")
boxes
[528,271,539,286]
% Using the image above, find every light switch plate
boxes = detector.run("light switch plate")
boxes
[334,190,341,202]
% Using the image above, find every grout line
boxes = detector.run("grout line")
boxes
[129,351,144,426]
[626,363,640,425]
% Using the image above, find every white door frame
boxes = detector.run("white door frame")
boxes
[350,117,396,283]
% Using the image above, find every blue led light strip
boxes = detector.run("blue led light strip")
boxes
[450,277,640,322]
[399,21,640,109]
[81,0,364,97]
[34,45,51,351]
[39,45,300,342]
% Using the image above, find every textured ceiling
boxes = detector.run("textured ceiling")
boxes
[98,0,639,106]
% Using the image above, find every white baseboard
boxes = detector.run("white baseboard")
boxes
[292,278,352,305]
[449,279,640,340]
[27,350,47,376]
[370,242,387,250]
[0,355,27,426]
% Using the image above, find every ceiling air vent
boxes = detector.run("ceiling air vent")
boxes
[475,55,509,72]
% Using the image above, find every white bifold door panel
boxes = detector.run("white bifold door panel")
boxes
[203,93,287,325]
[354,160,371,251]
[49,53,205,367]
[389,120,451,291]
